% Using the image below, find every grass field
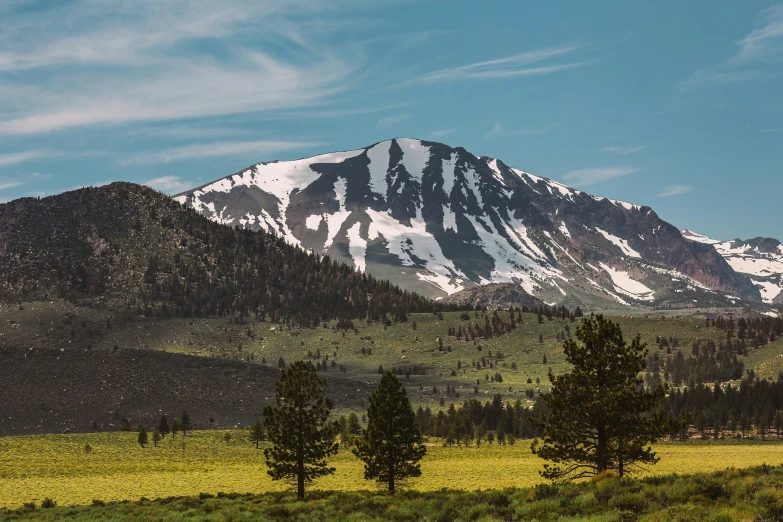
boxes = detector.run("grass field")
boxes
[92,309,783,408]
[4,430,783,510]
[7,466,783,522]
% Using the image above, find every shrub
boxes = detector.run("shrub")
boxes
[22,502,36,510]
[41,498,57,509]
[608,491,647,513]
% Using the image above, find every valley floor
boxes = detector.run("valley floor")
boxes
[3,430,783,511]
[2,461,783,521]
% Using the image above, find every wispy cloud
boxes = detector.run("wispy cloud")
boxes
[0,149,51,167]
[0,179,24,190]
[484,122,559,141]
[122,140,324,165]
[562,166,638,186]
[429,128,458,139]
[484,123,503,140]
[657,185,692,197]
[681,6,783,90]
[397,45,588,86]
[376,113,412,129]
[510,123,560,136]
[602,145,646,154]
[0,1,366,135]
[145,176,193,195]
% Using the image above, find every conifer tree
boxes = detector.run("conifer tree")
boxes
[353,372,426,494]
[180,411,191,437]
[263,361,339,500]
[152,429,161,447]
[158,415,170,439]
[532,315,666,479]
[249,419,265,449]
[137,426,148,448]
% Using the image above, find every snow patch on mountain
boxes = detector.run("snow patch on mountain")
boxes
[599,262,655,301]
[367,140,392,199]
[366,208,464,294]
[682,230,783,303]
[442,204,457,232]
[346,221,366,273]
[441,152,458,197]
[595,228,642,259]
[398,138,430,184]
[681,230,721,245]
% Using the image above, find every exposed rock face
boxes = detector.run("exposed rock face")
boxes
[175,138,762,307]
[683,230,783,304]
[441,283,546,310]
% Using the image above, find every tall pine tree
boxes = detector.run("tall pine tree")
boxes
[353,371,426,494]
[263,361,338,500]
[532,315,666,480]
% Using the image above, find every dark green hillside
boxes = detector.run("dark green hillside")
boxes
[0,183,452,326]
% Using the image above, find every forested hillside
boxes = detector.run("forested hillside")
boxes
[0,183,454,326]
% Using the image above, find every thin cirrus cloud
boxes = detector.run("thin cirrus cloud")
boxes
[429,128,458,139]
[657,185,692,197]
[680,5,783,90]
[484,123,503,140]
[0,149,51,167]
[0,1,366,136]
[144,176,195,195]
[121,140,326,166]
[376,113,412,129]
[602,145,646,154]
[562,166,638,186]
[0,179,24,190]
[395,45,589,86]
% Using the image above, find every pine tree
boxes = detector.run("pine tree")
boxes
[137,426,148,448]
[353,372,426,494]
[263,361,339,500]
[532,315,666,480]
[180,411,191,437]
[249,419,265,449]
[158,415,170,439]
[152,429,161,447]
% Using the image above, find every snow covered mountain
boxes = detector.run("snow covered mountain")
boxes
[683,230,783,304]
[174,138,761,308]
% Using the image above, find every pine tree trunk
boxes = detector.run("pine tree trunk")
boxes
[596,425,608,473]
[389,461,395,495]
[298,457,305,501]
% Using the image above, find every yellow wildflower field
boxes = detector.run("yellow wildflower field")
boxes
[2,431,783,508]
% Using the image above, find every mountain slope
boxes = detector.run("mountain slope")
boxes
[683,230,783,304]
[175,138,761,307]
[0,183,449,325]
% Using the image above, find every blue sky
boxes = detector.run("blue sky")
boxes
[0,1,781,240]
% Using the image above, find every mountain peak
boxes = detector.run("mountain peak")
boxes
[173,140,766,308]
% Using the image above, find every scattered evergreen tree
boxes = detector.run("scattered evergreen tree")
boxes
[263,361,339,500]
[532,315,667,480]
[180,411,191,437]
[152,429,161,447]
[249,419,265,449]
[347,413,362,436]
[158,416,170,439]
[353,372,426,494]
[137,426,148,448]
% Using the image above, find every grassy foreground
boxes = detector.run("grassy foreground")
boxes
[4,431,783,512]
[4,465,783,521]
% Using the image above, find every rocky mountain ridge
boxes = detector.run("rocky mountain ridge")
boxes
[174,138,765,309]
